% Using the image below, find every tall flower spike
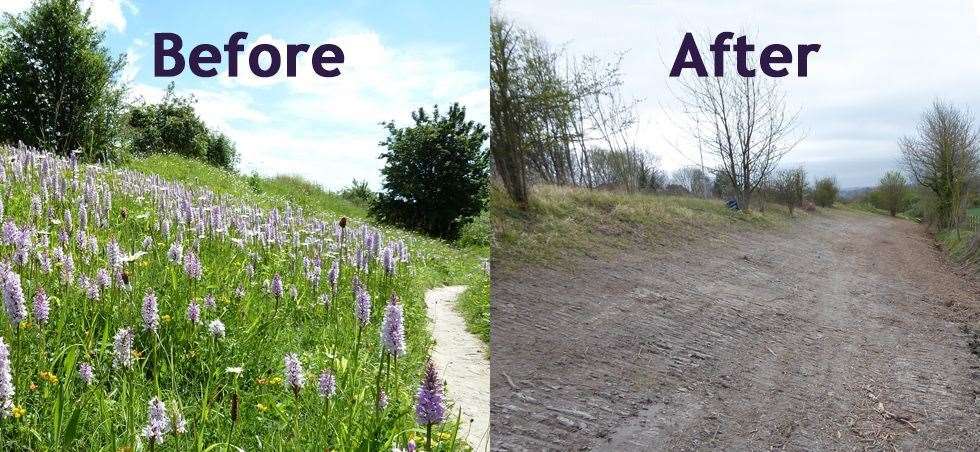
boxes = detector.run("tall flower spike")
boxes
[187,301,201,325]
[97,268,111,290]
[328,260,339,293]
[415,360,446,426]
[183,251,202,281]
[318,370,336,398]
[381,293,406,357]
[381,245,395,276]
[78,362,94,385]
[33,287,49,325]
[142,397,171,445]
[0,337,13,418]
[107,239,122,270]
[354,277,371,326]
[112,327,134,369]
[2,269,26,326]
[272,274,284,300]
[284,353,304,395]
[142,290,159,332]
[167,241,183,263]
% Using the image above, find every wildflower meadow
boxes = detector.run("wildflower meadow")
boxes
[0,145,466,450]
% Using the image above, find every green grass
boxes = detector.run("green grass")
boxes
[493,184,788,267]
[126,155,490,344]
[126,155,367,219]
[455,272,489,346]
[840,201,919,221]
[124,154,487,291]
[455,210,490,249]
[0,149,485,450]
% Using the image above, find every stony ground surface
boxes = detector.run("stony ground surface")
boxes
[491,210,980,451]
[426,286,491,451]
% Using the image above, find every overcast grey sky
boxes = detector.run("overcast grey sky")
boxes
[499,0,980,188]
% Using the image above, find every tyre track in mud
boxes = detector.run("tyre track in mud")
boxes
[491,210,980,450]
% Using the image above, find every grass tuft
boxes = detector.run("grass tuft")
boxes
[493,184,788,267]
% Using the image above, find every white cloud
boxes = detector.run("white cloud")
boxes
[82,0,136,33]
[121,38,146,86]
[500,0,980,188]
[974,0,980,35]
[0,0,32,15]
[146,27,488,190]
[0,0,136,32]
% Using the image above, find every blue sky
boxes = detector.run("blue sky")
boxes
[2,0,489,189]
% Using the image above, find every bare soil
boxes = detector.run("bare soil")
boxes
[491,210,980,451]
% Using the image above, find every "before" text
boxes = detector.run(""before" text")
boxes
[154,32,344,78]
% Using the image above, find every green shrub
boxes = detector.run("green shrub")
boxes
[125,83,238,170]
[339,179,376,207]
[371,103,488,239]
[456,210,490,248]
[813,176,839,207]
[774,167,809,215]
[872,171,911,217]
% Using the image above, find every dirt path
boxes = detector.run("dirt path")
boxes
[491,210,980,451]
[426,286,490,451]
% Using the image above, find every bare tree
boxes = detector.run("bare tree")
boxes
[671,166,711,197]
[774,167,808,215]
[900,100,980,229]
[490,13,529,208]
[876,171,908,217]
[675,60,801,209]
[490,11,664,203]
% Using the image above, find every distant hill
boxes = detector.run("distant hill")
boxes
[840,186,873,201]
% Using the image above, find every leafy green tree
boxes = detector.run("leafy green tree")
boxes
[125,84,238,170]
[371,103,488,239]
[813,176,840,207]
[875,171,909,216]
[0,0,126,160]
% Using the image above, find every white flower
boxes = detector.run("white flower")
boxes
[208,319,226,338]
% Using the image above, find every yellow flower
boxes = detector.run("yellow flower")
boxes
[131,349,143,359]
[256,403,268,412]
[270,376,283,385]
[11,405,25,418]
[161,314,172,323]
[18,321,30,330]
[39,371,59,385]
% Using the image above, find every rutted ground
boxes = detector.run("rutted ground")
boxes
[491,209,980,450]
[427,286,491,451]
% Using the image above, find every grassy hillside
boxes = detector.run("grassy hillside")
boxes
[125,155,367,219]
[126,155,490,344]
[493,184,790,267]
[0,148,486,450]
[125,154,487,288]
